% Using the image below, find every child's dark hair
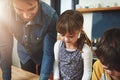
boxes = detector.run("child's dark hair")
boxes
[95,28,120,71]
[56,10,91,51]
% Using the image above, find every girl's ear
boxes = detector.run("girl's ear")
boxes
[78,32,81,38]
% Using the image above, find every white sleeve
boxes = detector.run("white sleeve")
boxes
[81,44,93,80]
[53,40,61,79]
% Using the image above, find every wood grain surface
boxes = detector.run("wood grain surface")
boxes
[0,66,39,80]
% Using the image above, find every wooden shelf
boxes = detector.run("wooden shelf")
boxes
[76,7,120,13]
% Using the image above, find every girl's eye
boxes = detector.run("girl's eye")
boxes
[69,36,74,38]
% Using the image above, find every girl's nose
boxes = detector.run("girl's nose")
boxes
[64,37,68,41]
[64,37,71,43]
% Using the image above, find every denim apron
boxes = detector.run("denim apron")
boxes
[59,41,83,80]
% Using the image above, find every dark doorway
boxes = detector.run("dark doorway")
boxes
[51,0,61,16]
[72,0,79,10]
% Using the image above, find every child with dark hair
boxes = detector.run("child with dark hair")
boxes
[53,10,93,80]
[92,28,120,80]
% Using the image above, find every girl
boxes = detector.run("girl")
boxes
[53,10,93,80]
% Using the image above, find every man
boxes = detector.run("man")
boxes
[0,0,58,80]
[92,28,120,80]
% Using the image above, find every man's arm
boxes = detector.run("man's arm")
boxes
[0,22,13,80]
[40,12,58,80]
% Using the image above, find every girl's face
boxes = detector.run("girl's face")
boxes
[103,65,120,79]
[60,31,80,46]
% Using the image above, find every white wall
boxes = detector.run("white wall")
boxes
[61,0,72,14]
[82,13,93,39]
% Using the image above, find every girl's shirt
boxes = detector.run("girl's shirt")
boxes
[54,40,93,80]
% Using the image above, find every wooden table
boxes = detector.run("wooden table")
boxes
[0,66,39,80]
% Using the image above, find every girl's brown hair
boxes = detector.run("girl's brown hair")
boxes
[56,10,91,51]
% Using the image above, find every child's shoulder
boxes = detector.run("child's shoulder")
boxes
[54,40,63,47]
[93,59,104,73]
[83,44,91,51]
[55,40,62,45]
